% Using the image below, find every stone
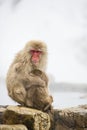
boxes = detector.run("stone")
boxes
[3,106,50,130]
[0,124,28,130]
[0,106,7,124]
[54,105,87,130]
[1,105,87,130]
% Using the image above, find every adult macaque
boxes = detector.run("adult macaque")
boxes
[6,40,53,111]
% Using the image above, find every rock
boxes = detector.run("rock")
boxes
[3,106,50,130]
[54,105,87,130]
[0,106,7,124]
[0,105,87,130]
[0,124,28,130]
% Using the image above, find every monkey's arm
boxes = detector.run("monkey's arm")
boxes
[10,63,46,89]
[6,73,27,105]
[40,72,48,86]
[25,76,46,89]
[6,64,27,105]
[29,69,48,87]
[13,63,46,87]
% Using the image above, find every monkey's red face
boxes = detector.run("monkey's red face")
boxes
[30,50,42,64]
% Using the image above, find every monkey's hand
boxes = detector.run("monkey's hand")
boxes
[44,95,53,112]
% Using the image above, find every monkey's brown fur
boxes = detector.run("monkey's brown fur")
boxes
[6,40,53,111]
[26,69,53,111]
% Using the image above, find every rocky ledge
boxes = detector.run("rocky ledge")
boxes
[0,105,87,130]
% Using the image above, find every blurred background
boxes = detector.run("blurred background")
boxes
[0,0,87,109]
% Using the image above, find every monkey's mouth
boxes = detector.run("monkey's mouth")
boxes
[31,53,40,64]
[32,57,39,63]
[31,59,39,66]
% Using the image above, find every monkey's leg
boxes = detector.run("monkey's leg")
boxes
[25,88,34,108]
[9,85,26,105]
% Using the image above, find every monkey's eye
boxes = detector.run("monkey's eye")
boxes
[30,50,35,54]
[30,50,42,54]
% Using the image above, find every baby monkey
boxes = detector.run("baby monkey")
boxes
[26,69,53,111]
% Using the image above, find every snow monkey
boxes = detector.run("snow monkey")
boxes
[6,40,53,111]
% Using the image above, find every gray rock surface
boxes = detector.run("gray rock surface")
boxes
[54,105,87,130]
